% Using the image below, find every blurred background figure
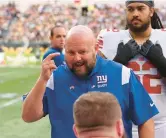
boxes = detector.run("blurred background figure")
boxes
[42,24,66,66]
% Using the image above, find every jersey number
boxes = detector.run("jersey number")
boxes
[127,61,162,94]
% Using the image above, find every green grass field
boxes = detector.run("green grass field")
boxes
[0,66,50,138]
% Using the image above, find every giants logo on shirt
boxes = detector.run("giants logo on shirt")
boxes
[127,56,163,94]
[97,75,107,88]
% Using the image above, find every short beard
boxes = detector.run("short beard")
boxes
[69,54,96,78]
[127,19,151,33]
[71,64,94,78]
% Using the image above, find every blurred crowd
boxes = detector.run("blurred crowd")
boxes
[0,3,19,40]
[0,2,166,42]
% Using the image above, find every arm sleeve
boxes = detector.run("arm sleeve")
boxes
[42,71,56,116]
[22,93,48,116]
[43,93,48,116]
[97,30,108,57]
[129,71,159,125]
[43,73,55,116]
[97,30,118,60]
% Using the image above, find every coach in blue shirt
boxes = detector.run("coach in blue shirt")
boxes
[22,25,158,138]
[42,24,66,66]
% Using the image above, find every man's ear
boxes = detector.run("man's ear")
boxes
[50,36,52,41]
[95,42,99,52]
[73,124,79,138]
[150,7,155,17]
[116,119,124,137]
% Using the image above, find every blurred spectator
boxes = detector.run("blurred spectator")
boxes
[0,1,166,42]
[0,3,19,40]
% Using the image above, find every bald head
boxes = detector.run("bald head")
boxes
[66,25,96,46]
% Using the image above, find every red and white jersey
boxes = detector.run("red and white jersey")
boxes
[97,29,166,129]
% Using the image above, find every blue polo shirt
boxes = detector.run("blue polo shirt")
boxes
[43,47,64,66]
[43,56,158,138]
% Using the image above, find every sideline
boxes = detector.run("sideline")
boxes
[0,97,21,109]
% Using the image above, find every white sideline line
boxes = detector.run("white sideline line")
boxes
[0,72,15,76]
[0,65,40,68]
[0,93,18,99]
[0,97,21,109]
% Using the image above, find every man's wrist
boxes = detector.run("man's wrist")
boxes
[147,55,166,77]
[38,77,48,85]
